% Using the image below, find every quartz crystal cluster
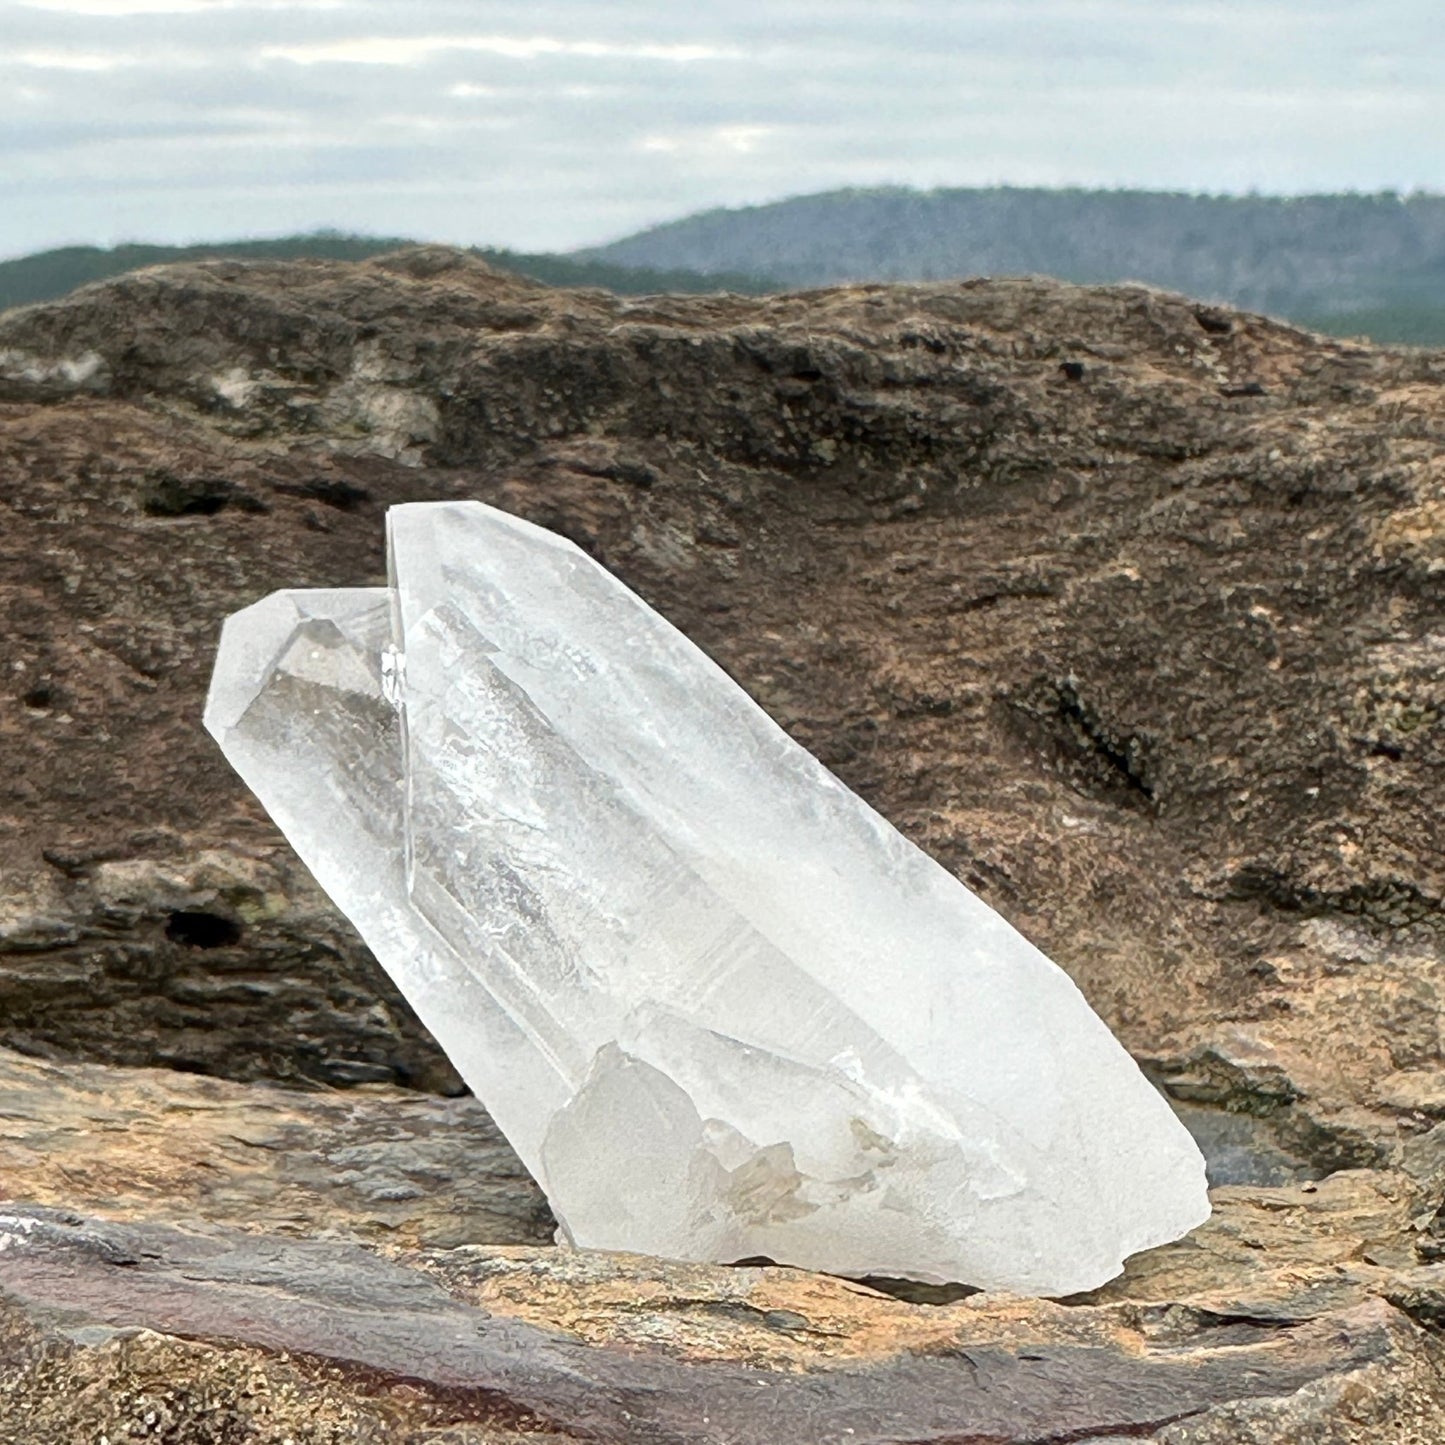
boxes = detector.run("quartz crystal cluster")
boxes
[206,501,1208,1293]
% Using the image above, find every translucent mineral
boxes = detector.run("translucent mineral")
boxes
[205,500,1209,1293]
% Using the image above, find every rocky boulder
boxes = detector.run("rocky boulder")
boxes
[2,249,1444,1438]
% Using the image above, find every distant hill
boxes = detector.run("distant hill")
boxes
[9,194,1445,346]
[578,187,1445,345]
[0,233,774,314]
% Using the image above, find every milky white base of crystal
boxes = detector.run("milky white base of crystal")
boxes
[205,501,1208,1294]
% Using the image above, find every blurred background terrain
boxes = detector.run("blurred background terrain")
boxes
[6,187,1445,344]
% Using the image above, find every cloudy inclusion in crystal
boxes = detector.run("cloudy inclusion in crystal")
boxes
[205,501,1208,1293]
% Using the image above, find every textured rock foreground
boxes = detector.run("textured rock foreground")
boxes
[2,1046,1444,1442]
[2,249,1444,1435]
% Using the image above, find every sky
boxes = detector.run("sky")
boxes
[2,0,1441,261]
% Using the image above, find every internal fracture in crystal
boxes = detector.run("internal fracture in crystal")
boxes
[205,501,1209,1293]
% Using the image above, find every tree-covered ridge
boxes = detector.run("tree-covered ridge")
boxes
[0,233,774,314]
[581,187,1445,346]
[6,192,1445,346]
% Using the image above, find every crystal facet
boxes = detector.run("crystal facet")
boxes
[205,500,1208,1292]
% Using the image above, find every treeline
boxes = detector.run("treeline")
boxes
[6,197,1445,346]
[0,232,774,314]
[580,187,1445,346]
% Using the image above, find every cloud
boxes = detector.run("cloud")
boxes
[1,0,1440,259]
[640,126,773,157]
[8,47,130,69]
[260,34,744,66]
[18,0,341,11]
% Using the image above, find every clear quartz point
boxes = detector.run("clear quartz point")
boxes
[205,500,1208,1292]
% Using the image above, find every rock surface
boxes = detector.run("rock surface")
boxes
[3,1046,1445,1442]
[2,248,1445,1435]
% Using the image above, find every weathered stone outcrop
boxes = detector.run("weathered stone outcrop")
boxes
[2,249,1444,1436]
[3,1047,1445,1442]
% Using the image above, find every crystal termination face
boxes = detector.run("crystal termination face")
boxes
[205,501,1209,1293]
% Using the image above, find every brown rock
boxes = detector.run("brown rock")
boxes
[0,1201,1433,1444]
[1,250,1444,1436]
[2,252,1441,1127]
[1,1045,1441,1440]
[0,1048,553,1250]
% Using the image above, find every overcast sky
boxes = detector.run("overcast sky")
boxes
[2,0,1440,260]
